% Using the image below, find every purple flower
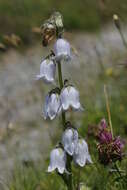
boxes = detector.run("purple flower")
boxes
[98,130,112,144]
[98,118,112,144]
[97,119,125,165]
[113,136,125,150]
[99,118,107,129]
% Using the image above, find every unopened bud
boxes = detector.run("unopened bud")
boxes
[113,14,118,20]
[113,14,120,30]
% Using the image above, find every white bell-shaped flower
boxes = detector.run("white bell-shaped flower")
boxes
[62,128,78,155]
[36,58,56,83]
[73,139,92,167]
[48,148,66,174]
[54,38,71,61]
[43,91,61,120]
[60,86,83,111]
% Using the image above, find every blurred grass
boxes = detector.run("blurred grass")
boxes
[0,0,127,43]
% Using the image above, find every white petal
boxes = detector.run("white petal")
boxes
[73,139,92,167]
[48,149,58,173]
[48,165,56,172]
[69,87,83,110]
[48,94,61,120]
[56,149,66,174]
[54,38,71,61]
[49,148,66,174]
[36,59,56,83]
[58,167,65,174]
[42,95,50,119]
[60,86,83,111]
[43,93,61,120]
[40,59,46,75]
[60,87,70,111]
[86,154,93,164]
[36,74,44,80]
[62,128,78,155]
[44,60,56,82]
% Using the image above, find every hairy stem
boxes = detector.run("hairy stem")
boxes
[57,61,73,190]
[76,167,81,190]
[67,155,73,190]
[57,61,66,126]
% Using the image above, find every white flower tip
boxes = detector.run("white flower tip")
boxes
[65,169,71,175]
[80,105,85,111]
[58,167,65,174]
[50,115,56,120]
[35,75,42,80]
[47,166,54,173]
[87,155,93,164]
[65,149,73,156]
[42,112,47,120]
[78,160,86,167]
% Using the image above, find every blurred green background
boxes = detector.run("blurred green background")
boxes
[0,0,127,42]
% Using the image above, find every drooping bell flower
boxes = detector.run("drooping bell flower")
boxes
[73,139,92,167]
[48,147,66,174]
[62,123,78,155]
[60,85,83,111]
[43,88,61,120]
[36,57,56,83]
[54,38,71,61]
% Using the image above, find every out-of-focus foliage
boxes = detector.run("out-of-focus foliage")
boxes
[0,0,127,42]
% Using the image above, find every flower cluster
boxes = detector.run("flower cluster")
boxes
[97,119,125,165]
[48,122,92,174]
[42,84,83,120]
[36,12,92,179]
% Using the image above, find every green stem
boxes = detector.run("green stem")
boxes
[104,85,114,138]
[118,28,127,49]
[57,61,66,126]
[94,46,104,73]
[67,155,73,190]
[76,167,81,190]
[57,61,73,190]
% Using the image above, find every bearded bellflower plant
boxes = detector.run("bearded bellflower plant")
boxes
[36,12,92,190]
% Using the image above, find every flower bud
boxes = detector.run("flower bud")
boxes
[36,57,56,83]
[48,147,66,174]
[60,85,83,111]
[99,118,107,129]
[54,38,71,61]
[113,14,120,30]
